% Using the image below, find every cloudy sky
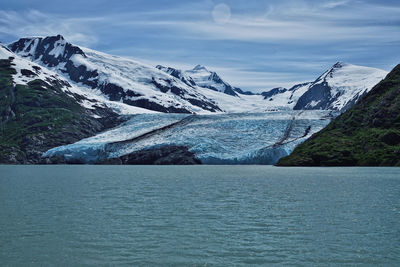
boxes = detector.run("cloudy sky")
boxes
[0,0,399,91]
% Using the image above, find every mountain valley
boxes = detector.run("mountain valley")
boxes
[0,35,393,165]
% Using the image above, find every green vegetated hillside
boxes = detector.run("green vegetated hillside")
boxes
[0,57,120,164]
[277,64,400,166]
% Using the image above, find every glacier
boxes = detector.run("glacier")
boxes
[43,111,333,164]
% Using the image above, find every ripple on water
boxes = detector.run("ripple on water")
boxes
[0,165,399,266]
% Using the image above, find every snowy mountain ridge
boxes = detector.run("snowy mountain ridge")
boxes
[184,65,239,96]
[293,62,388,111]
[8,35,222,114]
[0,44,158,116]
[155,65,197,87]
[261,62,387,112]
[7,35,388,114]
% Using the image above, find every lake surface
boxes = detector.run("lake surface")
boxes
[1,166,399,266]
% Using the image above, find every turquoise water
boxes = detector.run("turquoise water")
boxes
[1,166,399,266]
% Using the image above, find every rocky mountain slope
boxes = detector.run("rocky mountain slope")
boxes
[183,65,239,96]
[261,62,387,112]
[277,64,400,166]
[8,35,221,113]
[156,64,253,96]
[0,44,121,163]
[294,62,387,111]
[8,35,387,114]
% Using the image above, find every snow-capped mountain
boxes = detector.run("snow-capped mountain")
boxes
[158,62,387,113]
[258,83,313,110]
[155,65,197,87]
[293,62,387,111]
[184,65,239,96]
[8,35,388,115]
[0,43,154,116]
[5,35,277,114]
[0,43,126,163]
[8,35,221,114]
[0,43,104,116]
[156,64,254,97]
[260,62,387,112]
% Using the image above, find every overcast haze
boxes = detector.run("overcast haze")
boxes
[0,0,399,91]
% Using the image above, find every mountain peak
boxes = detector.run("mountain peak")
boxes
[294,61,387,111]
[332,61,349,69]
[209,71,222,82]
[192,65,208,71]
[11,34,65,43]
[55,34,65,40]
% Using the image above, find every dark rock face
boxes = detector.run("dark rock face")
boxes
[292,63,375,112]
[233,87,254,95]
[99,83,141,101]
[9,35,99,88]
[63,62,99,89]
[158,64,242,97]
[293,82,332,110]
[0,146,26,164]
[207,72,238,97]
[261,87,287,99]
[8,35,83,67]
[221,85,238,96]
[150,78,221,113]
[186,98,220,112]
[156,65,197,87]
[9,35,98,90]
[288,82,310,92]
[99,146,201,165]
[20,69,36,77]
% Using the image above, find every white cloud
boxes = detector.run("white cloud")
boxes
[138,1,400,44]
[0,1,397,90]
[0,10,98,46]
[2,2,399,45]
[322,0,351,9]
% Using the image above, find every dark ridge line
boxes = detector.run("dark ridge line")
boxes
[273,110,305,147]
[275,115,296,147]
[105,115,197,150]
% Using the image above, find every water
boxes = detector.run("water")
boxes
[1,166,399,266]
